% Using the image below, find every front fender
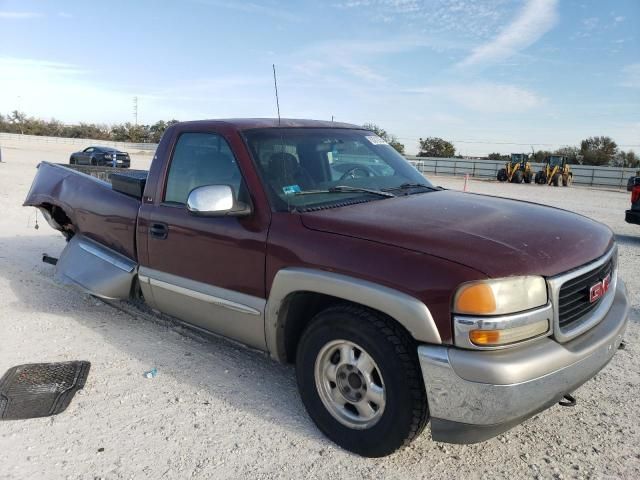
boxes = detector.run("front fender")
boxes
[265,267,441,362]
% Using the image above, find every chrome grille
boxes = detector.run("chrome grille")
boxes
[547,247,617,343]
[558,259,613,328]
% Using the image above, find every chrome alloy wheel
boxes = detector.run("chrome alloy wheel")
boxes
[314,340,386,429]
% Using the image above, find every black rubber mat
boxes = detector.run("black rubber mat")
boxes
[0,361,90,420]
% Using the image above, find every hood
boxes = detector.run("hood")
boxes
[300,190,614,278]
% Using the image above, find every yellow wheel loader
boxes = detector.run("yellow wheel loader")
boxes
[496,154,534,184]
[535,155,573,187]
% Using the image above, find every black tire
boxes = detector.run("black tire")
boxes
[69,156,75,165]
[552,173,561,186]
[512,170,524,183]
[524,172,532,184]
[497,168,508,182]
[296,304,428,457]
[90,156,97,166]
[537,172,547,184]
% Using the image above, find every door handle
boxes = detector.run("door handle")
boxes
[149,222,168,240]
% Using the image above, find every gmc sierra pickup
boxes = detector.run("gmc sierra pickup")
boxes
[24,119,629,457]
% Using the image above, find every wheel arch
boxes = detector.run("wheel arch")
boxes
[265,268,441,363]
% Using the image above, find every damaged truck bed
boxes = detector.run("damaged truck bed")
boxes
[24,162,146,298]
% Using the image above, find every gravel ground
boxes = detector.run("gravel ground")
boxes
[0,144,638,479]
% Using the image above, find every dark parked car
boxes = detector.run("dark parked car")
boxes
[69,146,130,168]
[25,119,628,457]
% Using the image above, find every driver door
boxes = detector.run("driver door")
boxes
[138,130,270,350]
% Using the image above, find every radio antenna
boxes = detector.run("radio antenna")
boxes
[272,64,281,125]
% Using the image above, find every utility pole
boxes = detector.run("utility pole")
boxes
[133,96,138,125]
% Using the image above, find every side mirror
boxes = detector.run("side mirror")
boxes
[186,185,251,217]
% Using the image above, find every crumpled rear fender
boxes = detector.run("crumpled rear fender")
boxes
[55,234,137,300]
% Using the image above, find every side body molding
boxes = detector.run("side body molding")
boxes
[265,268,441,362]
[55,234,137,299]
[138,266,267,350]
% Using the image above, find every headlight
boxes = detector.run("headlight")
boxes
[453,276,547,315]
[453,276,551,349]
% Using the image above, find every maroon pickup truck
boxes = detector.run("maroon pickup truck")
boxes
[24,119,628,457]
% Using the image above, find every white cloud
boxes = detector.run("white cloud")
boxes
[582,17,599,29]
[0,11,41,19]
[614,15,625,23]
[620,64,640,89]
[334,0,515,41]
[0,57,277,123]
[408,83,544,113]
[193,0,300,22]
[458,0,558,67]
[0,57,162,123]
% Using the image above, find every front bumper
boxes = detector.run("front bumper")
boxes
[418,280,629,444]
[626,209,640,225]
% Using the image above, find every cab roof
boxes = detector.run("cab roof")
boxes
[173,118,362,131]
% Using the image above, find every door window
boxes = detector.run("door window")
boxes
[164,132,244,205]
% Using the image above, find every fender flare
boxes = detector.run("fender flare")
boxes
[265,267,441,362]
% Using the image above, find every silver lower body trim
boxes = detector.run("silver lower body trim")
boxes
[419,280,628,443]
[138,266,267,350]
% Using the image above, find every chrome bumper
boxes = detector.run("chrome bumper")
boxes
[419,280,629,444]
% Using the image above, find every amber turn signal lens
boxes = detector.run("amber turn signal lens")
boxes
[468,320,549,347]
[454,283,497,315]
[469,330,501,345]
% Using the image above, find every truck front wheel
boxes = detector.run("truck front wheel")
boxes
[295,304,429,457]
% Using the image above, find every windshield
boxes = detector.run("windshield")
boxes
[244,128,434,211]
[510,154,524,163]
[549,156,563,166]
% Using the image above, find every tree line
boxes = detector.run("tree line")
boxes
[1,113,637,168]
[0,111,178,144]
[362,124,638,168]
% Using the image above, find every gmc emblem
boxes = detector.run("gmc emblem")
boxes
[589,274,611,303]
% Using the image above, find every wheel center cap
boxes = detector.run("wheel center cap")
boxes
[336,365,366,401]
[348,373,362,389]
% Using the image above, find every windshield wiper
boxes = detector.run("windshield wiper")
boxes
[382,183,443,193]
[295,185,395,198]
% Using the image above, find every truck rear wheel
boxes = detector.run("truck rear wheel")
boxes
[295,304,428,457]
[497,169,508,182]
[552,173,561,186]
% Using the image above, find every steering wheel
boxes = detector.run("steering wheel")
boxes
[339,165,374,180]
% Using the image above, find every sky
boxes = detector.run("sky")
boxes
[0,0,638,155]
